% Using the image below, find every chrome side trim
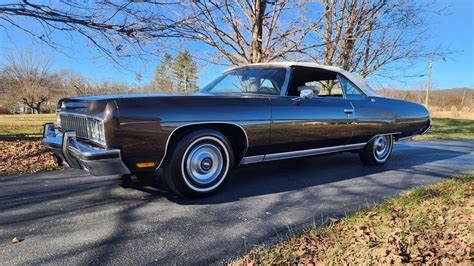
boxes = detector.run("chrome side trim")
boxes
[156,121,249,169]
[264,142,366,162]
[240,155,265,164]
[241,142,366,164]
[119,121,160,126]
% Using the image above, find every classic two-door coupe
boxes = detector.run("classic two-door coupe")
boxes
[43,62,431,197]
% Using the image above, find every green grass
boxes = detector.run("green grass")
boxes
[235,174,473,264]
[0,114,56,141]
[417,118,474,140]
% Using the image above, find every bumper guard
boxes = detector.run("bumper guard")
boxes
[42,123,130,176]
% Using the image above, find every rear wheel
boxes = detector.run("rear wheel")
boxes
[164,130,234,198]
[359,135,394,165]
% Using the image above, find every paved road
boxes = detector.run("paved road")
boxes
[0,140,473,264]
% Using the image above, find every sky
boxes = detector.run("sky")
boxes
[0,0,472,90]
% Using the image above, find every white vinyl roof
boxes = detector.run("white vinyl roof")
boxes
[228,62,379,96]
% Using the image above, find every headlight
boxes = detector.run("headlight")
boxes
[87,118,105,145]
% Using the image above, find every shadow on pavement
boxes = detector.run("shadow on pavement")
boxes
[0,141,470,265]
[134,144,466,204]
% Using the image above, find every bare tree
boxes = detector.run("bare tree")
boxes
[172,0,319,64]
[57,70,96,96]
[3,50,55,114]
[0,1,186,61]
[1,0,448,77]
[1,1,320,65]
[308,0,446,77]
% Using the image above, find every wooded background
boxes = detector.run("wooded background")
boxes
[0,0,469,114]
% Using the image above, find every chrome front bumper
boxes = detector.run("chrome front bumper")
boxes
[42,123,130,176]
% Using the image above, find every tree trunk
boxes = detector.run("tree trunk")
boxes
[34,103,42,114]
[322,0,333,65]
[251,0,266,63]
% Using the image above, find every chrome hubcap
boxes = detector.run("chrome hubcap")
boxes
[185,143,223,185]
[373,135,391,160]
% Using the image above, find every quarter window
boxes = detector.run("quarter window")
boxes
[306,80,344,97]
[339,75,366,100]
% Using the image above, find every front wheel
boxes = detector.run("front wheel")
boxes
[359,135,394,165]
[164,130,234,198]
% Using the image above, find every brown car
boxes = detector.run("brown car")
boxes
[42,62,431,197]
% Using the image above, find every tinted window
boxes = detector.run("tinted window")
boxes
[201,67,286,95]
[339,75,366,100]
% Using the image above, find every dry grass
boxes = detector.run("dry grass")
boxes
[0,114,56,141]
[430,109,474,120]
[235,175,473,264]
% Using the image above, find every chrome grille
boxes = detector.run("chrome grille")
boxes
[59,114,105,145]
[60,114,89,139]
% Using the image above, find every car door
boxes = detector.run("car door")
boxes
[269,96,354,154]
[338,74,397,144]
[269,67,356,155]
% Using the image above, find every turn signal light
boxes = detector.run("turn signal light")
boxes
[136,162,156,168]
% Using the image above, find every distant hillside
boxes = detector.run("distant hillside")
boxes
[377,88,473,111]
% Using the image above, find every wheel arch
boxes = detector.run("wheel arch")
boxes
[157,122,249,169]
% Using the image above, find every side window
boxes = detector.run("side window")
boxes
[287,67,344,98]
[259,79,279,94]
[339,75,366,100]
[309,80,343,97]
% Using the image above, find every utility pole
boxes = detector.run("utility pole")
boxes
[424,57,433,107]
[460,89,467,108]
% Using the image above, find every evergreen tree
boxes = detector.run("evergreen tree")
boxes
[172,49,197,93]
[152,53,174,92]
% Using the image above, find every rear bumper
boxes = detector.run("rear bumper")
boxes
[396,118,432,141]
[420,118,432,135]
[41,123,130,176]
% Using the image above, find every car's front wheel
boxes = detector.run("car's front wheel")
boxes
[359,134,394,165]
[164,129,234,198]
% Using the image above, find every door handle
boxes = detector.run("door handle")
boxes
[344,109,354,114]
[291,97,302,105]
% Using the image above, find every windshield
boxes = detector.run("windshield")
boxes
[200,67,287,95]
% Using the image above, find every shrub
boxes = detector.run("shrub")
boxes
[0,106,9,114]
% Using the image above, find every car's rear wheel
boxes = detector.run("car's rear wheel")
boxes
[359,134,394,165]
[164,130,234,198]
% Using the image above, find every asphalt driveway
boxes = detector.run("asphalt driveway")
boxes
[1,140,473,264]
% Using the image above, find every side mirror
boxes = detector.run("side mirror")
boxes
[300,89,314,99]
[292,89,314,104]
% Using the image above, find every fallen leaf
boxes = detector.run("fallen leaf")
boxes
[11,237,24,244]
